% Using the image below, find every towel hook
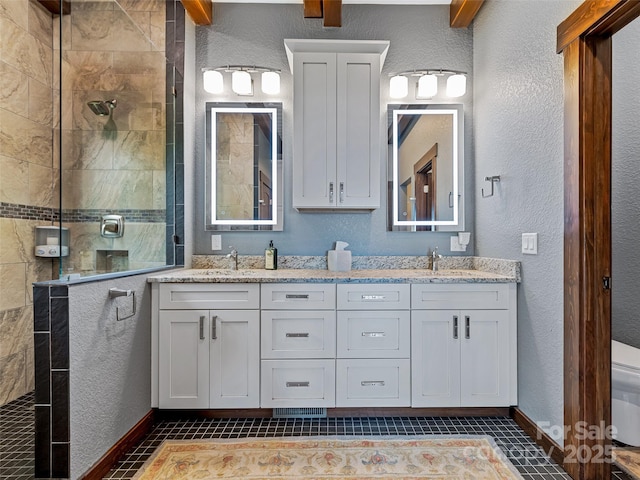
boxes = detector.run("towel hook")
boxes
[482,175,501,198]
[109,288,136,321]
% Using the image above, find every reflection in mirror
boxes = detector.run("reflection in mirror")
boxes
[205,103,283,231]
[388,104,464,232]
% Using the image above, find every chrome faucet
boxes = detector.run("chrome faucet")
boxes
[431,247,442,272]
[226,246,238,270]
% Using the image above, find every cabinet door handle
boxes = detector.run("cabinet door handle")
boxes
[286,381,309,388]
[362,331,385,338]
[339,182,344,203]
[329,182,334,203]
[285,294,309,299]
[212,315,217,340]
[465,316,470,339]
[362,294,385,300]
[449,191,453,208]
[453,315,458,339]
[199,316,205,340]
[361,381,385,387]
[285,332,309,338]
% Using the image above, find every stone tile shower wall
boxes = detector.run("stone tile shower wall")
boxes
[60,0,166,275]
[0,0,57,406]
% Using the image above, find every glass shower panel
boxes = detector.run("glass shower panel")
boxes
[58,0,169,277]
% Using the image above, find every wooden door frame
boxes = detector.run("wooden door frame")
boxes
[413,143,438,226]
[557,2,640,479]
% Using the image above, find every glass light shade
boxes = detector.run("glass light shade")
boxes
[389,75,408,99]
[446,74,466,97]
[203,70,224,94]
[232,70,253,95]
[417,74,438,98]
[261,71,280,95]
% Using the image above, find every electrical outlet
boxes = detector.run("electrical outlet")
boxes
[521,233,538,255]
[450,236,465,252]
[211,234,222,251]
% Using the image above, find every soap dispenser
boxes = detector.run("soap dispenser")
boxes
[265,240,277,270]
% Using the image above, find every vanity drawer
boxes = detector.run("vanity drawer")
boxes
[261,311,336,359]
[337,311,410,358]
[337,284,410,310]
[411,284,510,310]
[261,284,335,310]
[336,359,410,407]
[261,360,335,408]
[159,283,259,310]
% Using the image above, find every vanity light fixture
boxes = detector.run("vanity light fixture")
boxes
[202,66,281,96]
[389,75,409,99]
[389,69,467,99]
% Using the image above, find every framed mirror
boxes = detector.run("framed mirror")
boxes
[387,103,464,232]
[205,102,283,231]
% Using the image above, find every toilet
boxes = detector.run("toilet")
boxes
[612,340,640,446]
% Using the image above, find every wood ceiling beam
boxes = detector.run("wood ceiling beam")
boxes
[304,0,323,18]
[449,0,484,28]
[181,0,213,26]
[36,0,70,15]
[323,0,342,27]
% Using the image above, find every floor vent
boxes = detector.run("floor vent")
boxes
[273,407,327,418]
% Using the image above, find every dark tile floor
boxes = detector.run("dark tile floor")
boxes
[0,392,633,479]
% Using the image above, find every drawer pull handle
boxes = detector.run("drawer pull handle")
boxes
[465,316,470,339]
[362,295,385,300]
[285,294,310,299]
[453,315,458,340]
[212,315,217,340]
[286,333,309,338]
[199,316,205,340]
[361,381,385,387]
[286,381,310,388]
[362,332,385,338]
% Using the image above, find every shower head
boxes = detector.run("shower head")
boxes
[87,99,117,116]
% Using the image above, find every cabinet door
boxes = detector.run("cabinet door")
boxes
[336,53,380,209]
[210,310,260,408]
[460,310,510,406]
[411,310,460,407]
[158,310,209,409]
[292,52,337,208]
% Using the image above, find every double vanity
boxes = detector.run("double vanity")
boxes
[148,256,519,413]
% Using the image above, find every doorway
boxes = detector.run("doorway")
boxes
[557,2,640,479]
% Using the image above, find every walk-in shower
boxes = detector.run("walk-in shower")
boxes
[86,99,117,116]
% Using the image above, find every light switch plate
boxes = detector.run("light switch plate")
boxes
[211,234,222,251]
[522,233,538,255]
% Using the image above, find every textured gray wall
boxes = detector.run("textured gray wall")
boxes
[69,274,151,479]
[473,0,581,445]
[612,18,640,350]
[192,4,474,257]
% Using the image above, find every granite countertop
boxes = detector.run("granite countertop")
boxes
[147,256,520,284]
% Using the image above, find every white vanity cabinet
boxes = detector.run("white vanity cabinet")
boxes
[156,283,260,409]
[285,39,389,210]
[410,284,517,408]
[260,284,337,408]
[151,275,518,411]
[335,284,411,407]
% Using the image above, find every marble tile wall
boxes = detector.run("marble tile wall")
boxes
[60,0,167,276]
[216,113,256,220]
[0,0,57,406]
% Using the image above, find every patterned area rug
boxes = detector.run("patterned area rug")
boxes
[614,447,640,480]
[132,435,524,479]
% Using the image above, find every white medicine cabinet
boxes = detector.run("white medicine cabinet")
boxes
[285,39,390,211]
